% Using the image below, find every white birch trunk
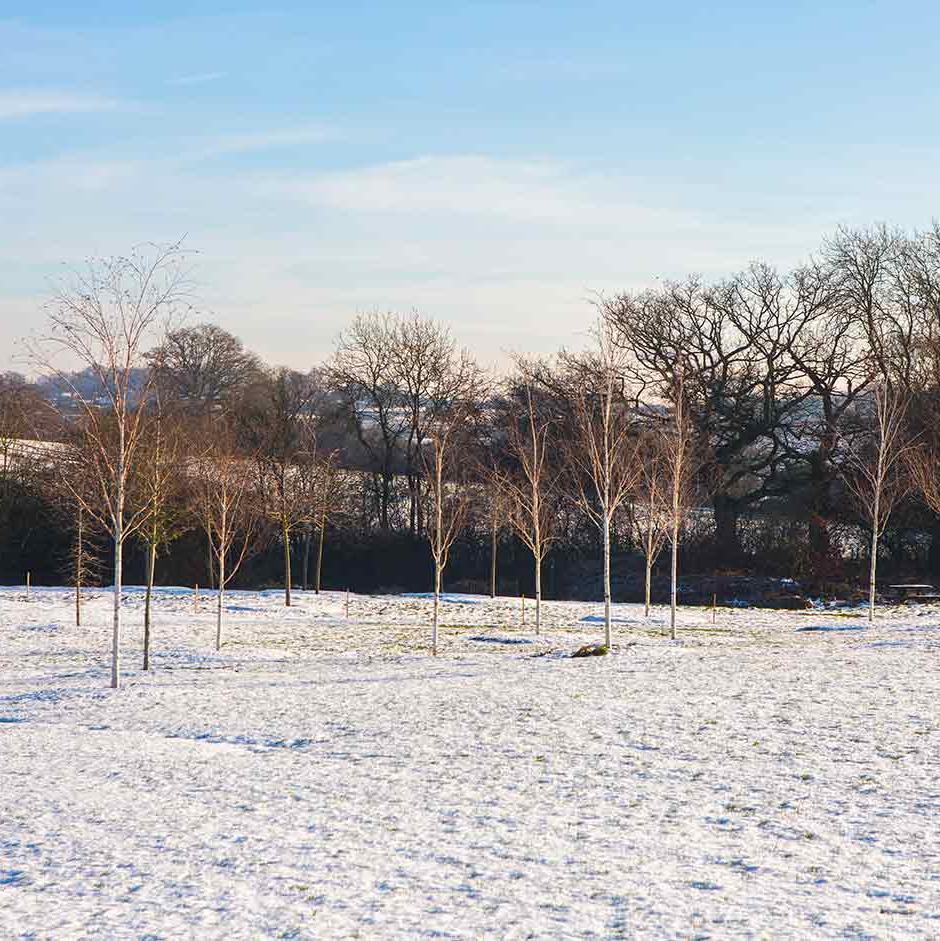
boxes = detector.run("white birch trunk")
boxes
[283,520,292,607]
[315,513,326,594]
[670,521,678,641]
[432,563,441,656]
[868,488,880,623]
[111,530,122,689]
[75,506,83,628]
[602,513,611,647]
[143,540,156,671]
[534,553,542,636]
[111,441,125,690]
[490,516,497,599]
[216,545,226,651]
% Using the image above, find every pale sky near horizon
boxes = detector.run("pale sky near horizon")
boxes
[2,1,940,374]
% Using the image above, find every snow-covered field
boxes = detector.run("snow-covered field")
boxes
[1,586,938,939]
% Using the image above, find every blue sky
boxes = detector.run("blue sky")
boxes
[3,1,940,370]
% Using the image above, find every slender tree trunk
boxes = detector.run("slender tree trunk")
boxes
[207,536,215,590]
[111,529,122,689]
[644,516,655,617]
[283,519,292,607]
[415,477,424,536]
[408,474,418,536]
[381,472,392,530]
[75,505,83,628]
[534,551,542,636]
[669,378,688,642]
[490,516,497,599]
[602,513,612,647]
[216,551,226,651]
[670,521,679,640]
[869,488,880,623]
[432,561,441,656]
[111,447,124,690]
[301,530,310,591]
[316,513,326,594]
[143,540,156,671]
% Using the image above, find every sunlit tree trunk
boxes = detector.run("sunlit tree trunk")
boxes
[534,550,542,636]
[315,513,326,594]
[75,505,83,628]
[301,529,311,591]
[868,486,880,623]
[206,537,215,590]
[143,539,156,670]
[669,515,679,641]
[283,518,292,607]
[111,432,125,689]
[490,516,498,599]
[432,562,441,656]
[602,514,612,647]
[216,542,226,652]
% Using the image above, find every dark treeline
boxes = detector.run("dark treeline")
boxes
[7,224,940,632]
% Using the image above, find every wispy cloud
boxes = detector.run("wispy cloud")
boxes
[257,154,685,227]
[184,126,339,161]
[0,90,119,120]
[167,71,226,87]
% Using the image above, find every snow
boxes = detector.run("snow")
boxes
[1,586,939,938]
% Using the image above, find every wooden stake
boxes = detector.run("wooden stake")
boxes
[521,592,526,627]
[26,572,30,602]
[712,592,717,624]
[345,589,350,619]
[194,584,199,612]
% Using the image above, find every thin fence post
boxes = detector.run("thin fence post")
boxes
[521,592,526,628]
[194,584,199,612]
[712,592,717,624]
[345,589,350,619]
[26,572,30,602]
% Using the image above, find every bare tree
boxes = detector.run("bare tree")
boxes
[191,422,258,650]
[785,270,871,570]
[601,264,831,564]
[390,312,478,537]
[498,382,560,635]
[485,479,506,599]
[662,372,697,639]
[632,430,672,618]
[422,390,482,655]
[238,368,320,606]
[308,452,342,594]
[332,313,409,531]
[149,324,263,590]
[150,322,263,413]
[560,322,641,647]
[842,380,911,621]
[52,434,104,628]
[475,415,511,600]
[134,403,188,669]
[33,242,190,688]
